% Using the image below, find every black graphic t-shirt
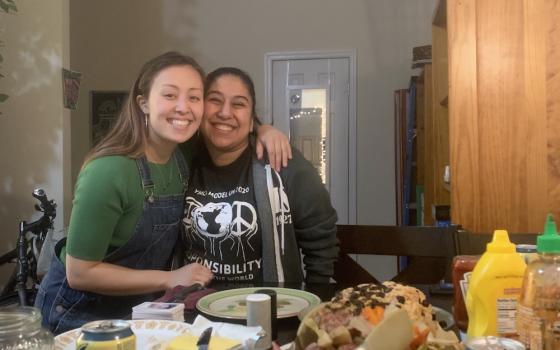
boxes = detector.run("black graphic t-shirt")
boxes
[183,146,262,282]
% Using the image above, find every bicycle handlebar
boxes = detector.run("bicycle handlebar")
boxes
[32,188,56,219]
[23,189,56,237]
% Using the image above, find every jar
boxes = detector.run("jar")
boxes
[0,306,54,350]
[516,244,538,264]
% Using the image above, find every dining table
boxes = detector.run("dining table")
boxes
[183,282,454,346]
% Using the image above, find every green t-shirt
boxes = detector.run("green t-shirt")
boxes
[63,155,184,263]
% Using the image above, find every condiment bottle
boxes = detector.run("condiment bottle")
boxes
[255,289,277,342]
[246,293,272,350]
[452,255,479,332]
[466,229,527,339]
[517,214,560,350]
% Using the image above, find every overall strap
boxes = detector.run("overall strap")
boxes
[135,156,155,202]
[173,149,189,189]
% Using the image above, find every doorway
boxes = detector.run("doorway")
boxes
[265,50,356,224]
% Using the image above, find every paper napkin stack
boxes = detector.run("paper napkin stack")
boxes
[132,302,184,321]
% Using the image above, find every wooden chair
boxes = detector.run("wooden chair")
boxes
[334,225,460,284]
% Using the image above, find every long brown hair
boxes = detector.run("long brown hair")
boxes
[82,51,205,167]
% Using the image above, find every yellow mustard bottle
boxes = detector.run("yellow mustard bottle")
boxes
[466,229,527,338]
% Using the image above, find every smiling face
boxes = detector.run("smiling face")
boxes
[137,64,204,155]
[201,74,254,164]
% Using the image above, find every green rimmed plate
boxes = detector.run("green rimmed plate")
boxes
[196,287,321,319]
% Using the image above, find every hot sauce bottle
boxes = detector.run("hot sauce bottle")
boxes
[517,214,560,350]
[452,255,479,332]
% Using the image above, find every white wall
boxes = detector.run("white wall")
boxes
[68,0,435,281]
[0,0,71,288]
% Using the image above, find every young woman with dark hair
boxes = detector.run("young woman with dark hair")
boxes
[183,67,339,285]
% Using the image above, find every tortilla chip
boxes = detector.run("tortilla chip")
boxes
[360,308,413,350]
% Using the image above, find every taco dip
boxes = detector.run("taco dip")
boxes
[295,282,461,350]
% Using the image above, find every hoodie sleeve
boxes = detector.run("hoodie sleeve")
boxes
[282,150,339,283]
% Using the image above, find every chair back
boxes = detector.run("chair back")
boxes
[334,225,459,284]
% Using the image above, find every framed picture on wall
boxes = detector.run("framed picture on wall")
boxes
[90,91,128,146]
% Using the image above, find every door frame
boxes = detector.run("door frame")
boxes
[264,50,357,224]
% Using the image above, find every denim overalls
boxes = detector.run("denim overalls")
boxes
[35,151,188,334]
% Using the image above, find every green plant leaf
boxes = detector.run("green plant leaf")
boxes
[0,94,9,102]
[0,0,17,13]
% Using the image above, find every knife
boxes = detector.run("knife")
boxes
[197,326,213,350]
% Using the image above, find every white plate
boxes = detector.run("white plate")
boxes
[54,319,191,350]
[196,287,321,320]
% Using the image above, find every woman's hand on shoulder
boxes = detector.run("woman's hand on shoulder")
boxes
[167,263,213,289]
[255,124,292,171]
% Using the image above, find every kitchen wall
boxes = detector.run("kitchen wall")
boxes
[0,0,71,288]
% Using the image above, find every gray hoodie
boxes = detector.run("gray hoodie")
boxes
[252,149,339,283]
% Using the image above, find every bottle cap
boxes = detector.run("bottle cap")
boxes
[537,214,560,253]
[486,229,516,253]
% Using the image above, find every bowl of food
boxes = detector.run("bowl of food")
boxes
[295,282,461,350]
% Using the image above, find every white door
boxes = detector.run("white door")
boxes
[265,52,356,224]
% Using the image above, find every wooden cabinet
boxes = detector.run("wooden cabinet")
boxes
[446,0,560,232]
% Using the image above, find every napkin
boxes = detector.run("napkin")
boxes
[154,284,217,311]
[188,315,265,350]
